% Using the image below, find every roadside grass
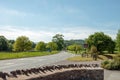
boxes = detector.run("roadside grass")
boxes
[0,51,59,60]
[67,54,118,61]
[67,56,93,61]
[67,50,119,61]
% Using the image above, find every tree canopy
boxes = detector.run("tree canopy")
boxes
[0,36,9,51]
[35,41,46,51]
[13,36,32,51]
[67,44,81,53]
[52,34,64,50]
[116,29,120,52]
[46,42,58,51]
[86,32,115,53]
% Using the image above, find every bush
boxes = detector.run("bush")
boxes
[104,63,112,70]
[101,54,120,70]
[101,60,109,68]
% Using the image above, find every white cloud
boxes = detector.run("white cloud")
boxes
[0,25,117,42]
[0,7,34,17]
[0,25,54,42]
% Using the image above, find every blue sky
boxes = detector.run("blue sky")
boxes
[0,0,120,42]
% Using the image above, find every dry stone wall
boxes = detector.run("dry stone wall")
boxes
[0,64,104,80]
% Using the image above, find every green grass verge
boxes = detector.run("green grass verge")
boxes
[67,56,93,61]
[0,51,59,60]
[67,51,119,61]
[67,54,117,61]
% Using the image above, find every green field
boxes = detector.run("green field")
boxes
[0,51,59,60]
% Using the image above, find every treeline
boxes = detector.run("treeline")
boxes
[67,30,120,54]
[0,34,64,52]
[0,29,120,53]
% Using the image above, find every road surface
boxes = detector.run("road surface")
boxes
[0,51,75,72]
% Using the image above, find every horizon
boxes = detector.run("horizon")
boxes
[0,0,120,42]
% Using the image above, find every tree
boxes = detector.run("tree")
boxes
[46,42,58,51]
[90,45,97,53]
[52,34,64,50]
[116,29,120,52]
[107,40,115,53]
[0,36,9,51]
[31,41,36,49]
[13,36,32,51]
[90,45,98,60]
[35,41,46,51]
[86,32,115,53]
[8,40,15,51]
[67,44,81,53]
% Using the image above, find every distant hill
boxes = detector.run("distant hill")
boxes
[64,39,85,47]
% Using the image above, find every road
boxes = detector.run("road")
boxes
[0,51,75,72]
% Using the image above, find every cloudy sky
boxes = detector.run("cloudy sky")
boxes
[0,0,120,42]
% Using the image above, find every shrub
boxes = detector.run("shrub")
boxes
[101,54,120,70]
[101,60,109,68]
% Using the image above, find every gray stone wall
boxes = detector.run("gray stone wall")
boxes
[28,69,104,80]
[0,64,104,80]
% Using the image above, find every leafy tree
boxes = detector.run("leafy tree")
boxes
[8,40,15,51]
[87,32,115,53]
[90,45,97,53]
[46,42,58,51]
[67,44,81,53]
[31,41,36,49]
[13,36,32,51]
[67,45,75,51]
[35,41,46,51]
[116,29,120,52]
[0,36,9,51]
[52,34,64,50]
[90,45,98,60]
[8,40,15,44]
[107,40,115,53]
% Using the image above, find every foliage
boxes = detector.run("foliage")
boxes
[0,51,59,60]
[8,40,15,51]
[35,41,46,51]
[90,45,98,60]
[101,54,120,70]
[67,44,82,53]
[90,45,97,53]
[46,42,58,51]
[0,36,9,51]
[31,41,36,49]
[13,36,32,51]
[52,34,64,50]
[86,32,115,54]
[116,29,120,52]
[106,40,115,53]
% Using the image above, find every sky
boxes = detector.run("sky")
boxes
[0,0,120,42]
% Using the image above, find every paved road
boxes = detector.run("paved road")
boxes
[0,51,75,72]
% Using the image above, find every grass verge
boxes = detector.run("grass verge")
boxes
[0,51,59,60]
[67,56,93,61]
[67,54,116,61]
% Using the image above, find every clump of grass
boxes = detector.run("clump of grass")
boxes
[0,51,59,60]
[98,55,108,60]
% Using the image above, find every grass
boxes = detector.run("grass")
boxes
[67,51,120,61]
[67,56,93,61]
[67,54,118,61]
[0,51,59,60]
